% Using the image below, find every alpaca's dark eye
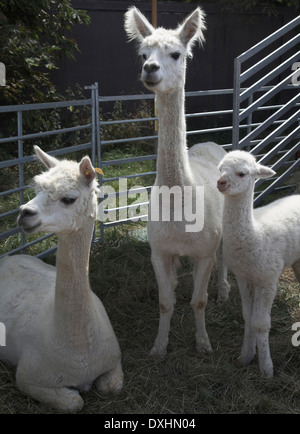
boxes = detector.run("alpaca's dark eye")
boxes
[237,172,246,178]
[171,52,180,60]
[142,54,147,61]
[61,197,77,205]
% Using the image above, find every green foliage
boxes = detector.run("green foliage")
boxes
[0,0,90,104]
[0,1,91,164]
[100,99,155,152]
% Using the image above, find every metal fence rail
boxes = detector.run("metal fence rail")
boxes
[233,14,300,205]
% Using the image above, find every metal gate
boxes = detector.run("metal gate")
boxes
[0,94,96,259]
[232,15,300,205]
[0,85,235,257]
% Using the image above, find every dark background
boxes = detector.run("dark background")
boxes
[52,0,298,101]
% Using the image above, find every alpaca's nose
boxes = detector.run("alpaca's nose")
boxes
[217,177,228,192]
[144,62,160,73]
[217,178,227,186]
[17,204,41,233]
[19,206,37,220]
[17,206,38,226]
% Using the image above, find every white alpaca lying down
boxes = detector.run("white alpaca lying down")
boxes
[217,150,300,377]
[0,146,123,412]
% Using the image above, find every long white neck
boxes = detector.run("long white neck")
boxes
[53,218,94,347]
[155,88,194,188]
[223,188,256,239]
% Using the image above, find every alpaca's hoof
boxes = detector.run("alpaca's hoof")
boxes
[96,371,124,395]
[237,351,255,366]
[150,344,167,357]
[196,339,213,354]
[64,394,84,413]
[236,355,248,366]
[216,281,231,304]
[54,390,84,413]
[260,365,274,379]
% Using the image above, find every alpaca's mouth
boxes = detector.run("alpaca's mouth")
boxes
[19,222,42,234]
[144,79,162,88]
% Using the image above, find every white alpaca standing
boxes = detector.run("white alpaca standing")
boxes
[0,146,123,412]
[125,7,230,356]
[217,150,300,377]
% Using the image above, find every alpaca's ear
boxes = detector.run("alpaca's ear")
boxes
[80,156,96,186]
[34,145,59,169]
[178,7,206,53]
[255,163,276,179]
[124,7,154,43]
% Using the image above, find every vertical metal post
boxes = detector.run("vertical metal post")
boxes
[152,0,158,133]
[84,82,98,165]
[232,57,241,149]
[246,94,253,151]
[85,82,101,244]
[17,111,25,252]
[94,82,105,243]
[91,83,96,167]
[94,82,101,171]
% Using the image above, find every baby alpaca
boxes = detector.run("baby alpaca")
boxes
[217,150,300,377]
[0,146,123,412]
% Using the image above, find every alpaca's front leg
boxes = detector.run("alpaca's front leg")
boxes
[191,256,214,353]
[252,285,277,378]
[150,252,178,356]
[16,359,84,412]
[237,277,256,365]
[216,240,231,303]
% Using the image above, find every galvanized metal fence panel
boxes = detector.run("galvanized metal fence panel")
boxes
[0,91,96,259]
[232,15,300,205]
[0,84,235,256]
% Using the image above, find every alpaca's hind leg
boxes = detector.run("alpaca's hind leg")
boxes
[292,259,300,284]
[16,363,84,412]
[237,277,256,365]
[150,252,178,356]
[191,256,214,353]
[95,360,124,395]
[216,240,231,303]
